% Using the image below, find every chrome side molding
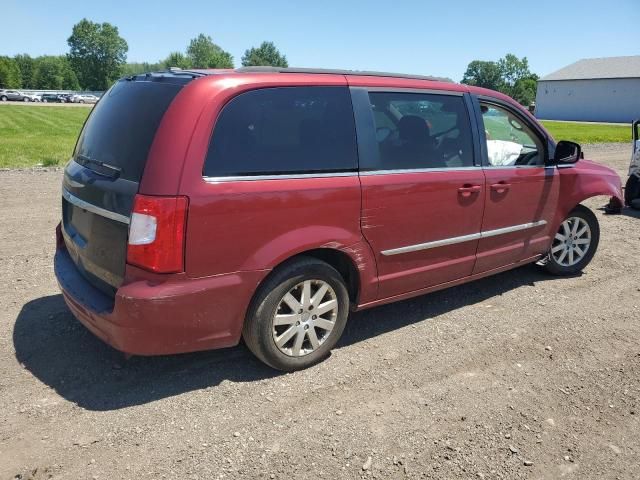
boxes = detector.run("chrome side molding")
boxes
[479,220,548,239]
[203,172,358,183]
[381,220,547,256]
[62,188,130,225]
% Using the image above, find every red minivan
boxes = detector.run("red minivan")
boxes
[55,67,623,371]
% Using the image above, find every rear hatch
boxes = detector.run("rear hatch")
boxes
[61,72,198,296]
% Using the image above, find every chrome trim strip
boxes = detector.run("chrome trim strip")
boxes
[203,171,358,182]
[381,220,547,256]
[365,86,464,96]
[382,232,482,256]
[62,188,130,225]
[483,165,545,170]
[479,220,548,239]
[360,166,482,176]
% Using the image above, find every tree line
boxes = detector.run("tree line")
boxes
[0,19,288,91]
[121,35,288,78]
[1,18,538,106]
[460,53,539,106]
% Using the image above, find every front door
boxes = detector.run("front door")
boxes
[352,88,485,299]
[474,100,560,273]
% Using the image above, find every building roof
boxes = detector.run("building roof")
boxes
[541,56,640,81]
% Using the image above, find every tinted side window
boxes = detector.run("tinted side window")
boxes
[364,92,474,170]
[204,86,358,177]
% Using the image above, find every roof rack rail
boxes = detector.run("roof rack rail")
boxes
[157,68,210,77]
[234,66,453,83]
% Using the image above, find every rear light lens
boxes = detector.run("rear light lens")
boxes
[126,195,188,273]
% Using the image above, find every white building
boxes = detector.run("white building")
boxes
[535,56,640,123]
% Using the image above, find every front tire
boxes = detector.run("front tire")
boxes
[243,257,350,371]
[625,175,640,207]
[545,205,600,276]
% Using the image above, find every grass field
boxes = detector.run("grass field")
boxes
[0,104,633,168]
[0,105,89,168]
[540,120,631,144]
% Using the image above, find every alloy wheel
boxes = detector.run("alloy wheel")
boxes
[551,216,591,267]
[272,279,338,357]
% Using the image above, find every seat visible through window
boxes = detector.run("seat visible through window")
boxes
[366,91,474,171]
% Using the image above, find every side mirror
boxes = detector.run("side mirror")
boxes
[554,140,581,164]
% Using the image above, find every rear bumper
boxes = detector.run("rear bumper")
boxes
[54,246,266,355]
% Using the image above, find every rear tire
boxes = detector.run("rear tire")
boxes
[625,175,640,207]
[0,96,7,101]
[23,97,29,102]
[544,205,599,276]
[243,257,350,371]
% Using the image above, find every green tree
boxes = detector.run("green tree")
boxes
[14,54,35,89]
[511,76,538,106]
[461,53,539,105]
[32,56,64,89]
[498,54,531,91]
[186,34,233,68]
[32,56,79,90]
[161,52,192,69]
[61,62,80,90]
[67,18,128,90]
[122,61,163,76]
[461,60,503,90]
[241,41,288,67]
[0,56,21,88]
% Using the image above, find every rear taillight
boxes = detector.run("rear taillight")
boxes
[126,195,188,273]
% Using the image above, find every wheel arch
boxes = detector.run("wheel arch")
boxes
[554,167,624,227]
[552,195,608,236]
[255,247,363,307]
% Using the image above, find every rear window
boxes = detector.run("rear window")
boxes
[204,86,358,177]
[73,79,183,182]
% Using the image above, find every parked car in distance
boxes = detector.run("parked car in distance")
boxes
[41,93,63,103]
[54,67,623,371]
[71,93,99,104]
[0,90,32,102]
[24,93,41,102]
[58,93,74,103]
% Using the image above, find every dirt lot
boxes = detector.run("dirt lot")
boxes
[1,144,639,480]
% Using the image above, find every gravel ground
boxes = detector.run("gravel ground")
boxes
[1,144,639,480]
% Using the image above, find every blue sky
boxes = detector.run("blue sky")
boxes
[2,0,639,81]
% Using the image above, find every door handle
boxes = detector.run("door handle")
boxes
[490,182,511,193]
[458,185,482,197]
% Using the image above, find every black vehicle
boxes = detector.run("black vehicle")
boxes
[41,93,63,103]
[59,94,74,103]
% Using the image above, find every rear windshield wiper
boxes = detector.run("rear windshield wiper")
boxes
[77,154,122,179]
